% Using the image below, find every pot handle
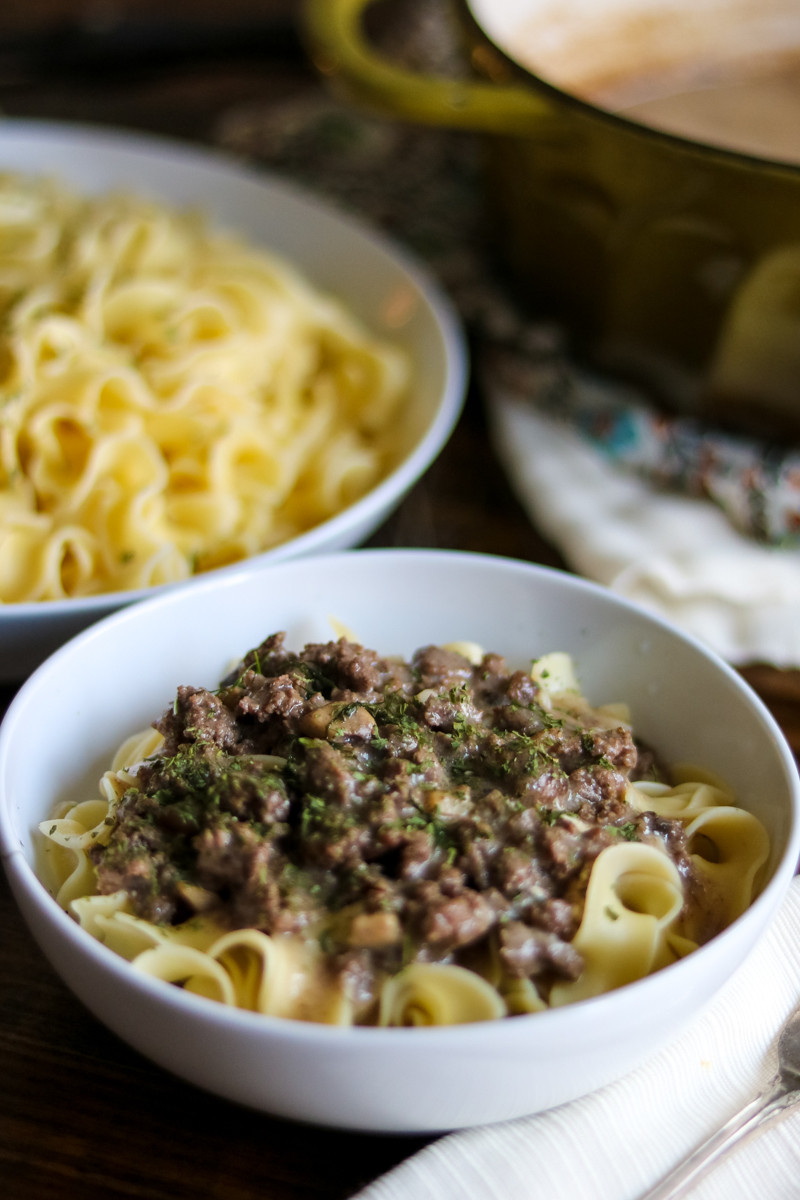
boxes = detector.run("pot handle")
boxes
[302,0,554,133]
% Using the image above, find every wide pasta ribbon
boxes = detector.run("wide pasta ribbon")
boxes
[684,805,771,937]
[550,843,685,1006]
[379,963,508,1027]
[0,174,410,600]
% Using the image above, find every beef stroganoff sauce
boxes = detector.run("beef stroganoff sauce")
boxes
[39,636,769,1026]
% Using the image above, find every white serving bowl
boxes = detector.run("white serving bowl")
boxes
[1,549,798,1132]
[0,121,467,682]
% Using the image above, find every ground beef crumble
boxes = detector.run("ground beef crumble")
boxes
[90,634,690,1022]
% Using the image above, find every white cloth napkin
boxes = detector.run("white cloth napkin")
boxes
[356,876,800,1200]
[488,392,800,669]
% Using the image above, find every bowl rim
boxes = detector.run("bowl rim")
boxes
[2,548,799,1046]
[0,119,468,618]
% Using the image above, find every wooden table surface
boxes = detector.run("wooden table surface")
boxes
[2,3,800,1198]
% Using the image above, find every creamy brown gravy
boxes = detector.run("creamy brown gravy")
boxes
[501,2,800,164]
[618,61,800,163]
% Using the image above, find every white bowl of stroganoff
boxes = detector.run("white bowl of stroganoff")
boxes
[1,549,798,1133]
[0,121,466,681]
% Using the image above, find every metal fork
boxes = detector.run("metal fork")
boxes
[642,1003,800,1198]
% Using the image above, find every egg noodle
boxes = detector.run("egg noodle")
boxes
[37,649,770,1027]
[0,173,410,602]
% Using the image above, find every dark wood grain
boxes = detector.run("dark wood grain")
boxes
[1,4,800,1199]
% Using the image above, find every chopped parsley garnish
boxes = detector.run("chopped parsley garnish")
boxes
[537,807,561,826]
[607,821,639,841]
